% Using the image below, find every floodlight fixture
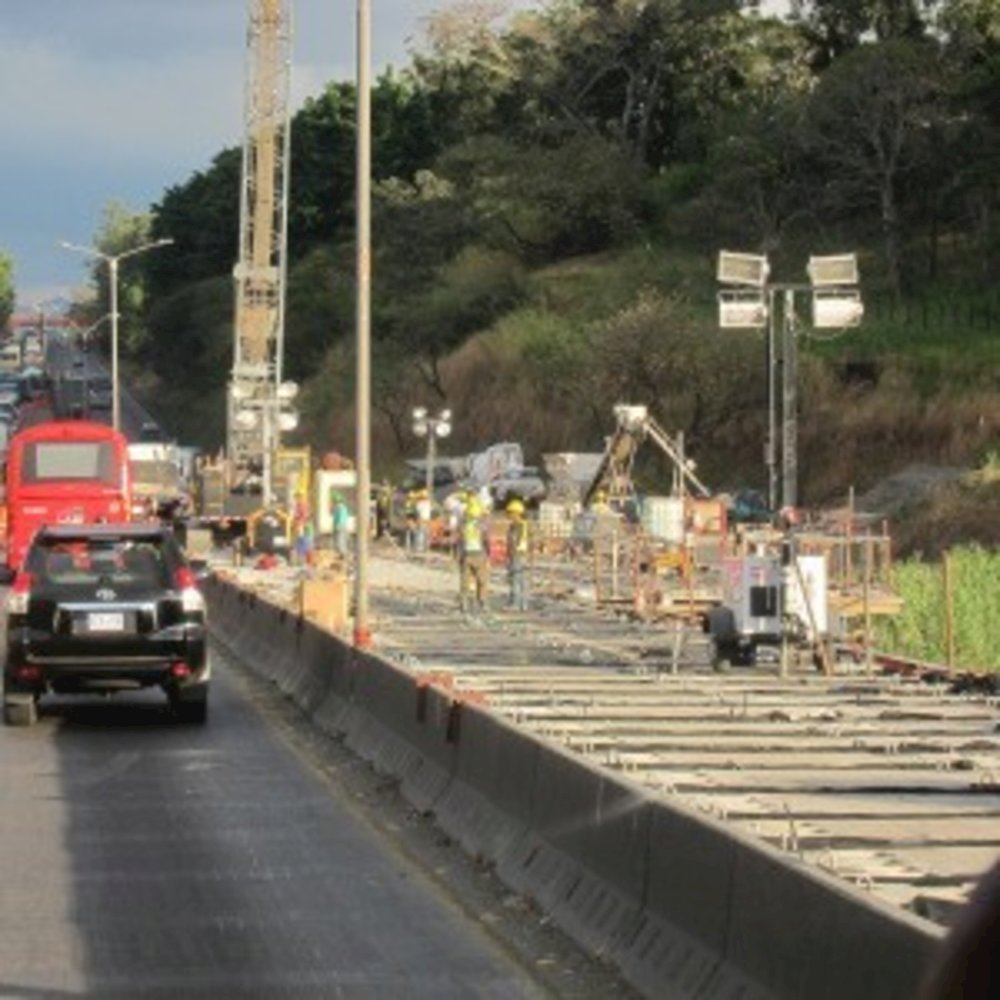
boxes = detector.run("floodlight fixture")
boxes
[807,253,859,288]
[277,380,299,400]
[278,411,299,432]
[812,289,865,329]
[718,251,770,288]
[235,409,259,430]
[230,383,251,401]
[411,407,427,421]
[718,289,768,329]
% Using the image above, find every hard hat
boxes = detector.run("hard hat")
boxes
[506,498,525,515]
[595,490,607,502]
[466,498,482,517]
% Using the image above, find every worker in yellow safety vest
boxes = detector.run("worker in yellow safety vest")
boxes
[505,499,530,611]
[458,497,489,614]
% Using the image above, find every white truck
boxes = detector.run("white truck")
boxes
[127,441,185,521]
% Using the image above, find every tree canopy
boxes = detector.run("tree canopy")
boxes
[0,252,14,330]
[90,0,998,472]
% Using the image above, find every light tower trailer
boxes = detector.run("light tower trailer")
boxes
[704,548,830,671]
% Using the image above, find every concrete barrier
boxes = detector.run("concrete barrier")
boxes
[724,830,936,1000]
[206,576,942,1000]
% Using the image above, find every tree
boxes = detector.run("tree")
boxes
[805,40,944,297]
[411,0,528,142]
[937,0,1000,271]
[437,132,643,261]
[148,149,241,298]
[369,169,522,394]
[791,0,936,66]
[588,291,763,456]
[0,252,14,331]
[83,201,159,357]
[681,17,814,254]
[502,0,754,169]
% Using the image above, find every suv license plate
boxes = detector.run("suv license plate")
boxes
[87,612,126,633]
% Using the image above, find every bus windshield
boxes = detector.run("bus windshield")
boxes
[23,441,120,486]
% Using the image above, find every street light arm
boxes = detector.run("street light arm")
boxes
[58,240,109,263]
[57,235,174,434]
[58,237,174,265]
[117,237,174,263]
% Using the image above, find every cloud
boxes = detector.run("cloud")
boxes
[0,38,244,168]
[1,0,542,298]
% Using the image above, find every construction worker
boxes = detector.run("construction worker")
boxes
[505,498,530,611]
[415,488,432,552]
[458,496,489,614]
[443,489,466,557]
[291,491,312,565]
[331,492,350,558]
[591,489,611,515]
[403,489,419,552]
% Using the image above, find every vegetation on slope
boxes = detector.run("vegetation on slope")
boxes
[72,0,996,536]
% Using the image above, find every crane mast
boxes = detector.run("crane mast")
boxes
[227,0,293,489]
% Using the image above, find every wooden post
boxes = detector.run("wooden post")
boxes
[943,550,955,668]
[593,532,601,605]
[846,485,854,586]
[863,532,873,675]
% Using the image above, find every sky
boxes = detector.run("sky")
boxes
[0,0,486,308]
[1,0,791,310]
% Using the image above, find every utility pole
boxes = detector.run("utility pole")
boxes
[354,0,373,648]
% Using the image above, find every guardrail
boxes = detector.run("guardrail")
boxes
[206,576,943,1000]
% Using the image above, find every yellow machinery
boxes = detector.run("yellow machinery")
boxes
[272,446,312,508]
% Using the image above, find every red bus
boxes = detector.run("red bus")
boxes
[4,421,132,571]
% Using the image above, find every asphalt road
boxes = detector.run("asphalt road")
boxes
[0,644,555,998]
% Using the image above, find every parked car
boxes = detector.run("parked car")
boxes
[139,420,166,442]
[87,375,113,411]
[0,373,27,405]
[3,523,210,726]
[487,465,548,507]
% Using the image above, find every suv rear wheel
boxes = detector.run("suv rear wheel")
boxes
[171,686,208,724]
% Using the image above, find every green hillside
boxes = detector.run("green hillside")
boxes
[75,0,996,546]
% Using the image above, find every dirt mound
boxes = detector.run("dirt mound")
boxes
[856,464,965,518]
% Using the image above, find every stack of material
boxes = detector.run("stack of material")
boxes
[298,574,350,633]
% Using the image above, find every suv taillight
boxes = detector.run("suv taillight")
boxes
[7,571,33,614]
[175,567,204,614]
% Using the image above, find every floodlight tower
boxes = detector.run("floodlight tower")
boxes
[412,407,453,501]
[717,250,863,511]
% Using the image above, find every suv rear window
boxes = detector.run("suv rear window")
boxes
[29,539,171,589]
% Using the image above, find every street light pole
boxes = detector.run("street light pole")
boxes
[109,256,120,431]
[58,237,173,433]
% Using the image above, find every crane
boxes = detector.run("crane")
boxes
[226,0,293,496]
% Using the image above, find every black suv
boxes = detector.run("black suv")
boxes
[4,523,209,725]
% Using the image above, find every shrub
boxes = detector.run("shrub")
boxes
[876,545,1000,670]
